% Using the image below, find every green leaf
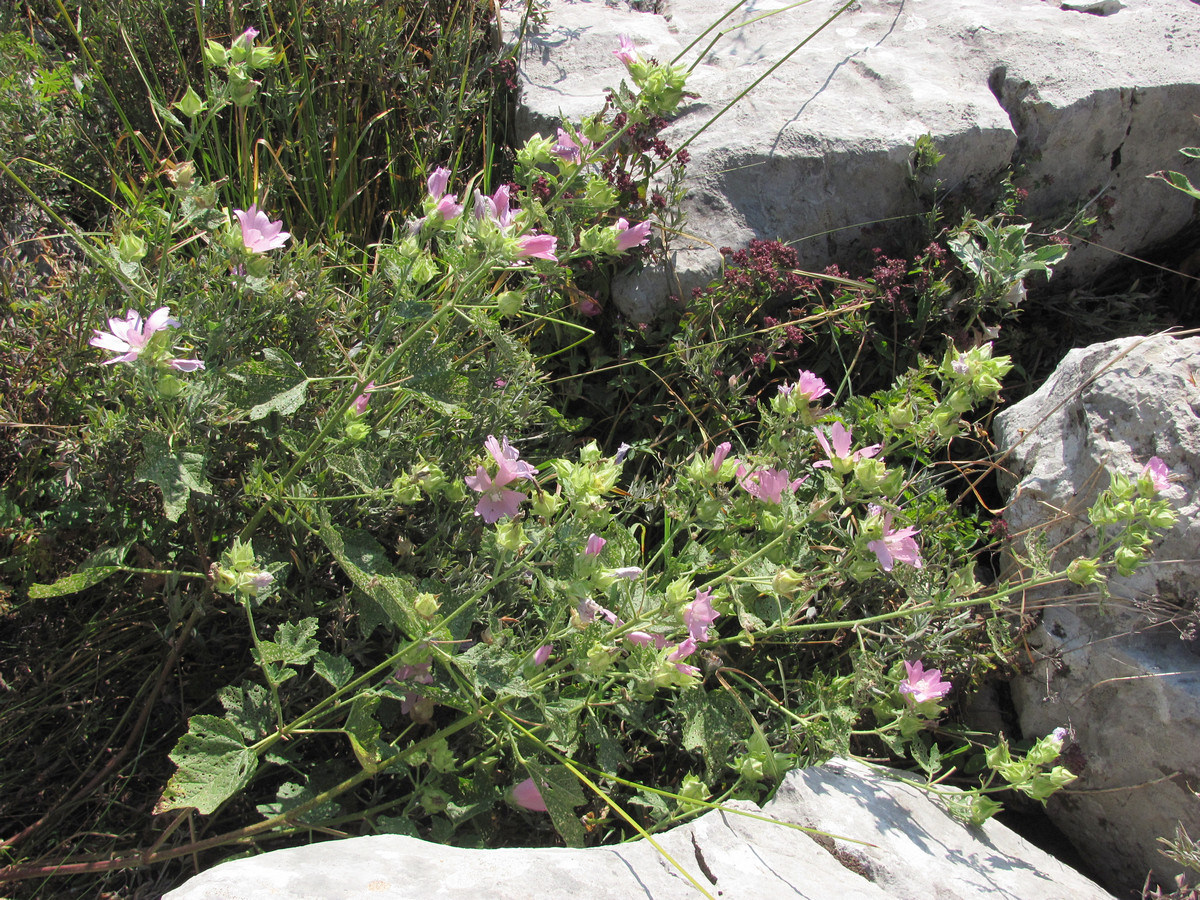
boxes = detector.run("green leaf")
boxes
[314,651,354,689]
[272,618,320,664]
[28,543,134,599]
[523,760,586,848]
[539,698,583,756]
[156,715,257,815]
[326,448,385,493]
[227,348,310,421]
[584,709,625,774]
[345,695,385,774]
[257,780,342,825]
[29,566,124,599]
[218,682,274,741]
[458,641,533,699]
[317,509,422,639]
[1148,168,1200,201]
[681,688,743,781]
[135,433,212,521]
[254,617,319,683]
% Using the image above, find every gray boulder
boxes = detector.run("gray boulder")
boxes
[165,758,1113,899]
[505,0,1200,319]
[994,333,1200,893]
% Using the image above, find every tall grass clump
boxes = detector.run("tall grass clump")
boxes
[0,2,1184,897]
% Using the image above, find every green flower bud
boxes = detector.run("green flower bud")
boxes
[515,133,556,169]
[176,86,207,118]
[678,775,708,805]
[848,558,879,582]
[228,70,258,107]
[391,474,422,504]
[117,232,147,263]
[578,223,616,256]
[947,388,973,414]
[585,642,614,675]
[853,457,889,493]
[249,46,276,69]
[1114,545,1143,577]
[771,567,805,596]
[1066,557,1102,586]
[666,578,692,608]
[414,592,440,619]
[494,520,527,553]
[530,489,561,519]
[737,755,765,783]
[582,177,618,213]
[496,290,524,317]
[409,253,439,286]
[157,372,184,398]
[345,421,371,443]
[209,562,237,594]
[203,39,228,67]
[887,401,914,429]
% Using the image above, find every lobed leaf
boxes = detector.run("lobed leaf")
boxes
[156,715,257,815]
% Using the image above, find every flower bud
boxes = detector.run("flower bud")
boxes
[414,592,440,619]
[157,372,184,398]
[176,86,206,118]
[494,520,527,553]
[530,489,561,519]
[887,402,914,429]
[1066,557,1102,586]
[203,39,228,67]
[496,290,524,317]
[771,567,805,596]
[853,457,889,492]
[117,232,147,263]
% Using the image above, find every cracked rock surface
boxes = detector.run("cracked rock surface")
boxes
[166,758,1114,899]
[505,0,1200,319]
[995,334,1200,894]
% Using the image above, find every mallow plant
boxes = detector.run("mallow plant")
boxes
[4,15,1181,895]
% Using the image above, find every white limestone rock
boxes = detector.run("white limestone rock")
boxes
[504,0,1200,319]
[994,333,1200,893]
[165,758,1113,899]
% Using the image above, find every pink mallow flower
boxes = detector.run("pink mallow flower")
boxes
[234,205,290,253]
[532,644,553,666]
[552,127,591,164]
[484,435,538,480]
[473,184,518,228]
[517,232,558,261]
[426,167,463,220]
[234,27,259,49]
[584,533,607,557]
[613,34,638,68]
[669,637,699,676]
[736,465,807,504]
[615,218,653,252]
[813,422,881,470]
[352,381,376,415]
[899,660,952,706]
[711,441,733,473]
[578,598,619,625]
[393,658,434,718]
[464,467,525,523]
[464,435,537,523]
[780,371,829,403]
[866,505,923,572]
[512,777,547,812]
[1141,456,1170,493]
[91,307,176,364]
[683,588,719,642]
[91,307,203,371]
